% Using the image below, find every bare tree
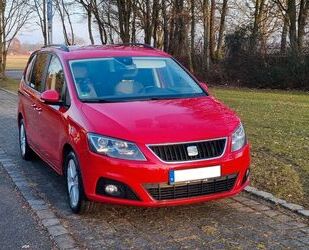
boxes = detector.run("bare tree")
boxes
[216,0,228,59]
[54,0,75,45]
[250,0,267,53]
[32,0,48,45]
[190,0,195,71]
[297,0,309,51]
[0,0,31,77]
[117,0,132,43]
[202,0,210,70]
[209,0,216,61]
[75,0,95,44]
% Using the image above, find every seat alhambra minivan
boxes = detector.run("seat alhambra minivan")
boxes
[17,44,250,213]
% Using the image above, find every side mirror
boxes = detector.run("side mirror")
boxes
[41,90,61,104]
[200,82,209,93]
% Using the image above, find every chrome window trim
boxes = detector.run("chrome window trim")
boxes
[146,137,228,164]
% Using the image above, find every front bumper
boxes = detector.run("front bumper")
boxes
[78,143,250,207]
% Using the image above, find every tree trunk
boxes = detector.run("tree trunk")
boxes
[203,0,210,71]
[98,24,104,44]
[209,0,216,61]
[117,0,131,43]
[144,0,152,44]
[173,0,187,59]
[216,0,228,60]
[280,16,288,54]
[152,0,160,47]
[56,1,70,45]
[62,0,75,45]
[43,0,47,46]
[0,0,4,78]
[87,9,94,45]
[107,9,114,44]
[189,0,195,72]
[131,0,136,43]
[297,0,309,52]
[250,0,266,53]
[287,0,297,53]
[162,0,169,51]
[168,1,176,53]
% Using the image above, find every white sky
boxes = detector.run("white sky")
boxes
[16,13,99,45]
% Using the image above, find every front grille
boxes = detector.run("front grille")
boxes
[145,174,237,201]
[148,138,226,162]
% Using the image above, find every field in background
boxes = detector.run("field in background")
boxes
[0,78,19,92]
[0,79,308,207]
[6,55,29,70]
[212,87,309,207]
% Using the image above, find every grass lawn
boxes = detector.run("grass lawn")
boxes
[0,78,19,92]
[0,78,308,207]
[6,55,29,70]
[212,87,309,207]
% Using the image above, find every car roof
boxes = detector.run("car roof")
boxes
[40,44,171,61]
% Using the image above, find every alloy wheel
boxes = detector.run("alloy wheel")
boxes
[67,159,80,208]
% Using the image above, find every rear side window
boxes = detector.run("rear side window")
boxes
[30,53,49,92]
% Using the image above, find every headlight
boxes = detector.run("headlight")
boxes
[87,133,146,161]
[231,123,246,152]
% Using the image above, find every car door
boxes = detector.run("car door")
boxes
[38,55,70,171]
[21,52,50,153]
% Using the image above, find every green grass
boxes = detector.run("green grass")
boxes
[0,78,19,92]
[0,79,308,207]
[211,87,309,207]
[6,55,29,70]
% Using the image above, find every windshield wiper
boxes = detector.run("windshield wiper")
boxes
[81,99,115,103]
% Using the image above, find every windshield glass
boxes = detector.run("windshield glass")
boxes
[69,57,205,102]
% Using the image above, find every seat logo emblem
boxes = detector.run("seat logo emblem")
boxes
[187,146,198,156]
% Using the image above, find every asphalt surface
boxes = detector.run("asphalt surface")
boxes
[0,89,308,249]
[5,70,23,80]
[0,164,54,249]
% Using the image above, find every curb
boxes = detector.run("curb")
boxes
[0,87,18,96]
[0,148,79,250]
[245,186,309,218]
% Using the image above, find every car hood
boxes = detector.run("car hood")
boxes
[81,96,240,144]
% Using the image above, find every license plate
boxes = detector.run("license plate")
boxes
[169,166,221,184]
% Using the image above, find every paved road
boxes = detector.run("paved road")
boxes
[0,165,55,250]
[0,89,308,249]
[5,70,23,80]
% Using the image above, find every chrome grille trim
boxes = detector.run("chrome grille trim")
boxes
[147,137,228,164]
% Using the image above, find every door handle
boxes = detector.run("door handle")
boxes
[35,107,42,112]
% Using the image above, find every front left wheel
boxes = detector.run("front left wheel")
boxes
[65,151,96,214]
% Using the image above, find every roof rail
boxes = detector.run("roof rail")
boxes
[113,43,154,49]
[42,44,70,52]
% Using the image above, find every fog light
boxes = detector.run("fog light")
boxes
[105,184,119,195]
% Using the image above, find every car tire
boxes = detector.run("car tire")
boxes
[19,119,33,161]
[64,151,97,214]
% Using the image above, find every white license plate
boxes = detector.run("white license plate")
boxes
[169,166,221,184]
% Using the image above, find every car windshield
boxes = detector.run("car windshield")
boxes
[69,57,205,102]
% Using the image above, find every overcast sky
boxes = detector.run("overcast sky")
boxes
[16,13,97,45]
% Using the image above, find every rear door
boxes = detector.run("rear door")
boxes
[20,52,50,152]
[38,55,70,171]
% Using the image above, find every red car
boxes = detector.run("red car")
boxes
[18,44,250,213]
